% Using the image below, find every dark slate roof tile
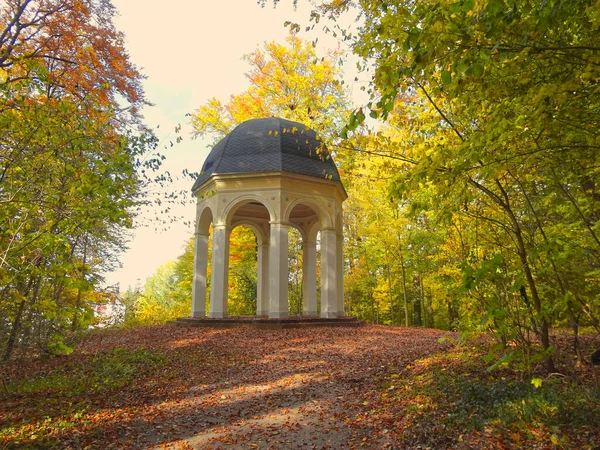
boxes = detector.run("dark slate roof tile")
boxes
[192,117,341,191]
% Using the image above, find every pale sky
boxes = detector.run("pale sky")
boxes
[106,1,362,290]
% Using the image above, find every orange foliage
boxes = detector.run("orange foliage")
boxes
[1,0,145,120]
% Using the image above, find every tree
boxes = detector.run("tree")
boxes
[133,262,187,324]
[0,0,163,360]
[191,35,351,142]
[310,0,600,372]
[125,238,198,325]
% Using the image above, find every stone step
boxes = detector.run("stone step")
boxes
[256,320,364,329]
[173,316,364,329]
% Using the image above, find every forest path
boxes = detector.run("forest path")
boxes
[143,324,452,449]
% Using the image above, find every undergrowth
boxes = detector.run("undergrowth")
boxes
[381,347,600,449]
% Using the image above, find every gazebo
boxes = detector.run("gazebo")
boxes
[190,117,347,319]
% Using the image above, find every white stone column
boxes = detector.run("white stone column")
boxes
[302,238,317,316]
[321,228,339,318]
[256,241,270,316]
[268,222,289,319]
[336,232,345,317]
[191,233,209,317]
[209,224,230,318]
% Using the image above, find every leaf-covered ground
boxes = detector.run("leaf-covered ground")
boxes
[1,325,599,449]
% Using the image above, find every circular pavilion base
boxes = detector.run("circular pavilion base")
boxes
[173,315,364,329]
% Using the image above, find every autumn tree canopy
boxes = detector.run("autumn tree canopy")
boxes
[0,0,163,359]
[191,35,352,142]
[298,0,600,372]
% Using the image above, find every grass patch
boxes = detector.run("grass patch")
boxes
[9,346,167,395]
[1,347,167,448]
[451,377,600,430]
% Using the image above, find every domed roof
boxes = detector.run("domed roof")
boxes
[192,117,341,192]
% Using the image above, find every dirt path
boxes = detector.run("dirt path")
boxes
[125,325,450,449]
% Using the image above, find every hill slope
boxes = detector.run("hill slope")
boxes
[2,325,599,449]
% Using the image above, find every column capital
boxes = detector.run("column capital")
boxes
[212,223,230,232]
[269,221,292,228]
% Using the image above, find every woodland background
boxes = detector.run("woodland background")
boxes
[1,0,600,379]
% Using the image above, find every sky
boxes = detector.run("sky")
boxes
[106,1,361,290]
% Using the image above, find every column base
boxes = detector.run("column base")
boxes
[192,311,206,318]
[268,311,289,319]
[320,312,340,319]
[209,312,227,318]
[303,310,318,316]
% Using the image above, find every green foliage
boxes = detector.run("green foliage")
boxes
[531,378,543,389]
[288,228,304,316]
[10,347,166,395]
[227,227,258,316]
[0,1,168,361]
[46,334,74,357]
[311,0,600,371]
[129,253,195,325]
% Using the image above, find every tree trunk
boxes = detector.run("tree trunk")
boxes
[469,177,556,373]
[515,173,583,366]
[3,300,26,362]
[568,308,585,364]
[419,276,430,327]
[401,259,409,327]
[413,275,422,327]
[513,219,555,372]
[370,289,375,324]
[71,236,88,331]
[385,259,394,325]
[448,300,459,331]
[3,275,37,361]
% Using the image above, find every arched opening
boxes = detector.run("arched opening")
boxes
[286,200,324,228]
[227,225,258,316]
[197,206,214,235]
[226,198,274,229]
[224,199,271,317]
